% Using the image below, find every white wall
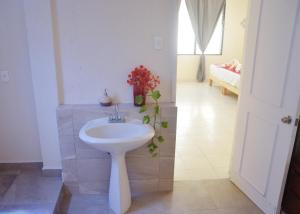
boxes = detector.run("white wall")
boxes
[0,0,42,163]
[0,0,177,168]
[177,0,249,82]
[55,0,178,104]
[24,0,62,169]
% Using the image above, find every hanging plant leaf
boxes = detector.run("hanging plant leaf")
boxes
[157,136,165,143]
[161,121,168,128]
[150,90,161,101]
[143,115,150,124]
[135,95,143,105]
[139,105,147,113]
[147,142,158,156]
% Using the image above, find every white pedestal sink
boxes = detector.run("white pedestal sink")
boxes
[79,117,155,214]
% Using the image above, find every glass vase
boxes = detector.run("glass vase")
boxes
[133,86,146,106]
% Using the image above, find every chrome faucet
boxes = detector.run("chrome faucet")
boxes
[108,104,125,123]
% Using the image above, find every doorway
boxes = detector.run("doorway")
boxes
[174,0,249,181]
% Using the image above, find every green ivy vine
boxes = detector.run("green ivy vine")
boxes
[135,90,168,157]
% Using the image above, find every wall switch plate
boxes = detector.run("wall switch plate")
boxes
[154,36,163,50]
[0,70,10,82]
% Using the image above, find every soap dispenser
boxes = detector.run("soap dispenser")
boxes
[100,89,112,106]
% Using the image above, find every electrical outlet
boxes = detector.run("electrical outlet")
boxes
[0,70,9,82]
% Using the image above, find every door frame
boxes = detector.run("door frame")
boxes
[275,100,300,213]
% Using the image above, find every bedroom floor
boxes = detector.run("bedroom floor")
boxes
[175,82,238,180]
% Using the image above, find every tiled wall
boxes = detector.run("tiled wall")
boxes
[56,104,177,195]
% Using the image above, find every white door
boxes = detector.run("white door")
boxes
[230,0,300,213]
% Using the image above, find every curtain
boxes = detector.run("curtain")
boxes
[177,0,181,11]
[185,0,226,82]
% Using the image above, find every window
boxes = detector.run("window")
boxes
[177,0,225,55]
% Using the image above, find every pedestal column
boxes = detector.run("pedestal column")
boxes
[109,153,131,214]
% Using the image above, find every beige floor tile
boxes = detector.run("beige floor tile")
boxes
[180,156,213,170]
[175,82,237,180]
[192,207,264,214]
[68,180,263,213]
[202,179,257,209]
[199,146,231,157]
[176,135,211,147]
[174,157,185,171]
[205,155,231,168]
[175,168,218,180]
[176,145,205,157]
[126,180,262,214]
[213,167,230,179]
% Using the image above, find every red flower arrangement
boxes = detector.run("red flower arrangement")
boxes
[127,65,160,92]
[127,65,160,106]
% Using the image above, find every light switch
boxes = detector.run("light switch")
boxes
[154,36,163,50]
[0,70,9,82]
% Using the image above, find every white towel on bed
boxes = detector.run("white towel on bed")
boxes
[210,64,241,89]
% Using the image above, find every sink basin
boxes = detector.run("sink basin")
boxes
[79,118,155,154]
[79,117,155,214]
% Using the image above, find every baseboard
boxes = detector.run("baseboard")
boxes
[42,168,62,177]
[0,160,42,163]
[0,162,62,177]
[0,162,42,170]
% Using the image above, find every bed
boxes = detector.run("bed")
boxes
[208,63,241,96]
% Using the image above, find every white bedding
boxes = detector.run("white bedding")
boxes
[209,64,241,89]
